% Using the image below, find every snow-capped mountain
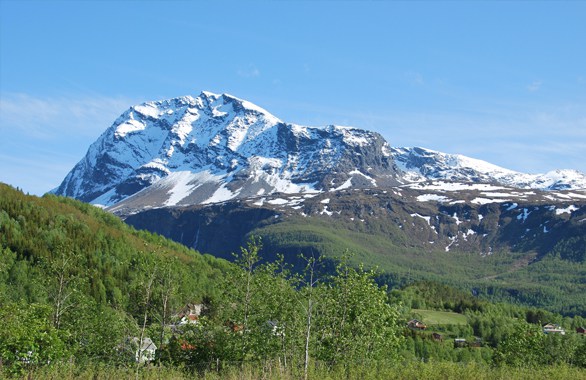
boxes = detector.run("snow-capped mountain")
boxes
[392,147,586,191]
[53,91,586,215]
[52,91,399,213]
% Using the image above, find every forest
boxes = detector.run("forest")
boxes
[1,183,586,379]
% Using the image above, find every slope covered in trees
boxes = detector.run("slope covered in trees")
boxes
[0,185,405,377]
[0,184,230,373]
[2,183,586,379]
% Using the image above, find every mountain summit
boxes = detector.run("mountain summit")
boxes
[53,92,586,214]
[53,91,400,212]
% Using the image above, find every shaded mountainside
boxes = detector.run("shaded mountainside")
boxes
[124,183,586,315]
[124,184,586,260]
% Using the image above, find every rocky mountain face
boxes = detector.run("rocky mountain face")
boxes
[124,181,586,262]
[52,91,400,215]
[52,91,586,260]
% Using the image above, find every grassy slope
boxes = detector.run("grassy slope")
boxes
[413,309,468,325]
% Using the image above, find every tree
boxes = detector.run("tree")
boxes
[47,242,79,330]
[300,254,319,380]
[0,302,67,375]
[314,259,403,365]
[493,320,545,367]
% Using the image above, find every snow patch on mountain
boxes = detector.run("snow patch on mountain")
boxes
[162,171,222,206]
[392,147,586,191]
[555,205,579,215]
[52,91,586,215]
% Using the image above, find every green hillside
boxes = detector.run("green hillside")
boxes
[253,216,586,316]
[0,183,230,308]
[2,184,586,378]
[0,184,233,373]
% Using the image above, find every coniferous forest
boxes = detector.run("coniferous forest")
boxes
[1,183,586,379]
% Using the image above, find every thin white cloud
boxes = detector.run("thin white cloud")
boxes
[237,64,261,78]
[527,80,542,92]
[0,92,138,195]
[0,93,136,139]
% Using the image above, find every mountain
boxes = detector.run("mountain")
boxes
[125,182,586,260]
[52,91,399,216]
[52,91,586,216]
[391,147,586,191]
[124,181,586,315]
[51,91,586,314]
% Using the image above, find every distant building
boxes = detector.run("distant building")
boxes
[176,303,205,325]
[543,323,565,335]
[576,327,586,335]
[407,319,427,330]
[454,338,467,348]
[132,337,157,363]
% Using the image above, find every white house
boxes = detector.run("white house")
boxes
[542,323,565,335]
[132,337,157,363]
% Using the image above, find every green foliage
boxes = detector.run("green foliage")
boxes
[0,184,227,368]
[251,212,586,316]
[313,260,403,364]
[494,320,546,367]
[551,236,586,263]
[0,302,67,375]
[162,240,404,373]
[3,184,586,377]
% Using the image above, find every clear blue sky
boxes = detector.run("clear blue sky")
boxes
[1,0,585,195]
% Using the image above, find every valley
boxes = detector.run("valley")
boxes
[48,91,586,316]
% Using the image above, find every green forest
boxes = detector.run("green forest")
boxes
[254,215,586,316]
[1,183,586,379]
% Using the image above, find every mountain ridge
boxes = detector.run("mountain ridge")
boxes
[392,146,586,191]
[52,91,586,213]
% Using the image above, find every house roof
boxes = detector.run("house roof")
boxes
[543,323,562,328]
[132,337,157,351]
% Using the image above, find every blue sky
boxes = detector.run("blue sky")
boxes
[1,0,585,195]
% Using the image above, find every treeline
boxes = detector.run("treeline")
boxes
[155,240,403,376]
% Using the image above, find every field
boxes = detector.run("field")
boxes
[413,309,468,325]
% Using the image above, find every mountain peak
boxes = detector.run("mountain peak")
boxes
[51,92,586,213]
[53,91,398,211]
